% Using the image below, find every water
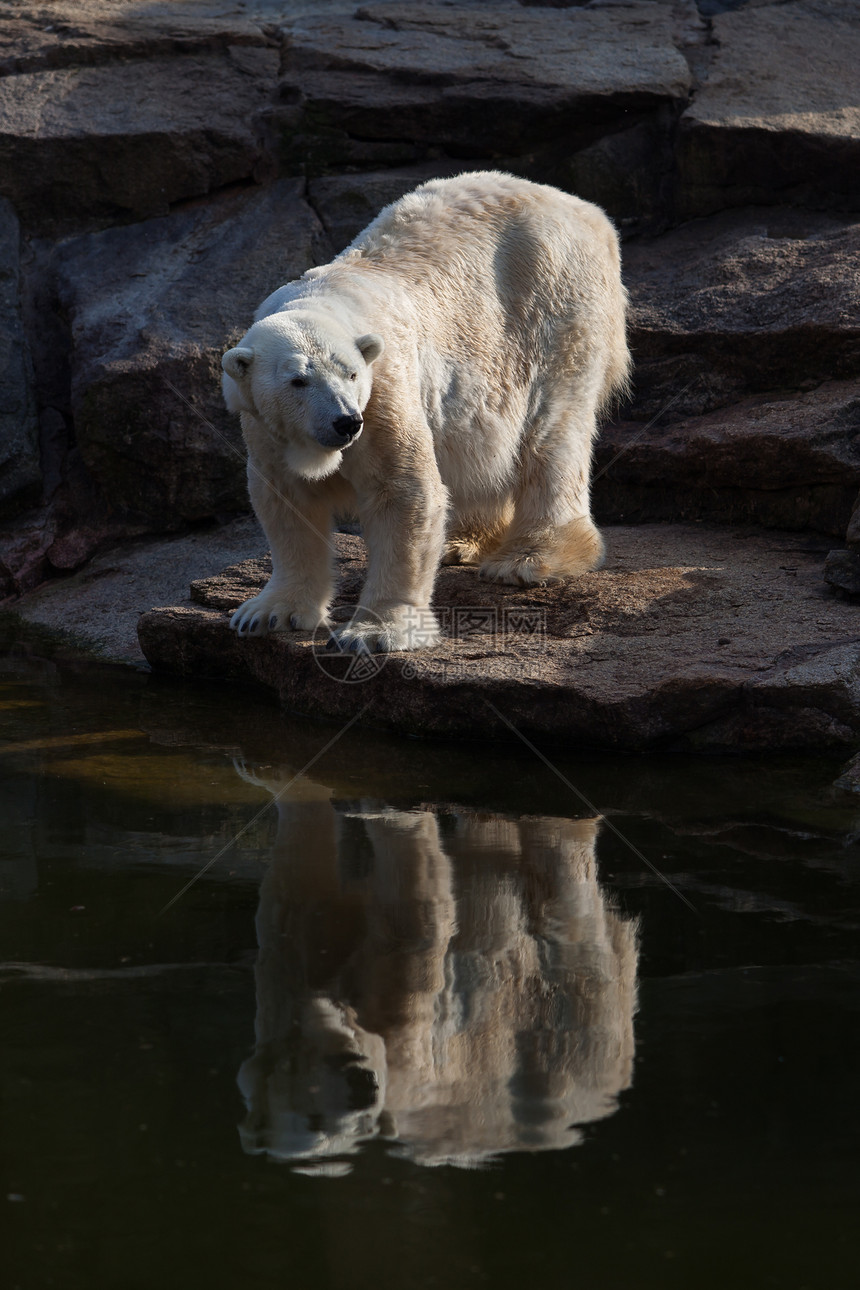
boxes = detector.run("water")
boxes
[1,631,858,1290]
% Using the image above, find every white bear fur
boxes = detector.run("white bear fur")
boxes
[222,171,630,652]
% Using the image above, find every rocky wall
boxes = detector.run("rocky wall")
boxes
[1,0,859,602]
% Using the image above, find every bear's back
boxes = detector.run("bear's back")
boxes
[342,170,620,280]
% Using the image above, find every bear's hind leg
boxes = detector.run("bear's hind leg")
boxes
[479,515,604,586]
[479,398,603,587]
[441,533,483,567]
[441,505,513,567]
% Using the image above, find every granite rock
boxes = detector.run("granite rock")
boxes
[10,513,264,663]
[594,380,860,536]
[678,2,860,218]
[50,179,332,524]
[834,749,860,793]
[0,3,269,77]
[623,207,860,419]
[0,46,280,233]
[0,508,55,602]
[558,117,675,234]
[276,2,692,173]
[823,550,860,599]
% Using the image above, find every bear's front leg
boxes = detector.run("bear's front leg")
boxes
[332,451,448,653]
[231,459,336,637]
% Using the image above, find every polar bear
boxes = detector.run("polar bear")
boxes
[222,171,630,652]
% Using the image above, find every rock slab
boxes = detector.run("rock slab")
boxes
[277,2,691,171]
[678,2,860,217]
[0,47,280,233]
[138,526,860,752]
[9,514,264,664]
[594,380,860,537]
[623,207,860,419]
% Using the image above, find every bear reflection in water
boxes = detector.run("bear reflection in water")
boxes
[237,773,639,1171]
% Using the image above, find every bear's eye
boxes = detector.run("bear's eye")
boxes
[348,372,357,382]
[291,376,307,389]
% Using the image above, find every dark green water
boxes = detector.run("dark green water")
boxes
[1,637,858,1290]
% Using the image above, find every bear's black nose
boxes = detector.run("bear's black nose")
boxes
[333,415,363,440]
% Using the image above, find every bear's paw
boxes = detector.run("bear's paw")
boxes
[230,589,332,637]
[329,607,440,654]
[441,537,482,566]
[478,553,561,588]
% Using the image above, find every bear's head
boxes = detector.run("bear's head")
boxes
[221,311,384,481]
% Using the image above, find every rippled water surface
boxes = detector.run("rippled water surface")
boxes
[2,635,858,1290]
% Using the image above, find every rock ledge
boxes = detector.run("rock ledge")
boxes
[138,526,860,753]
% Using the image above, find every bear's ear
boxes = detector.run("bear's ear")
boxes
[222,347,255,382]
[356,333,384,365]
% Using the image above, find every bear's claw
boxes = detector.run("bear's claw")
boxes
[326,631,374,655]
